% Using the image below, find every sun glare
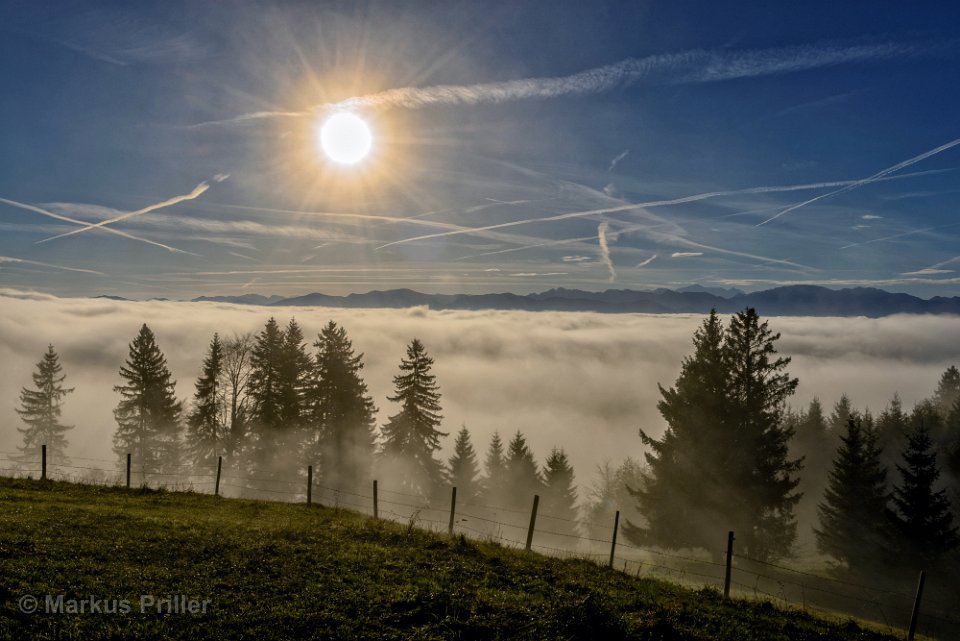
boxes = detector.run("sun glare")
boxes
[318,111,373,165]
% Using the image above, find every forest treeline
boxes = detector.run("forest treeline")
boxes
[10,309,960,583]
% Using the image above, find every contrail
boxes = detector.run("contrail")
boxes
[37,181,212,244]
[187,40,925,127]
[598,222,616,282]
[0,197,193,254]
[374,175,932,251]
[0,254,106,276]
[756,137,960,226]
[636,254,658,267]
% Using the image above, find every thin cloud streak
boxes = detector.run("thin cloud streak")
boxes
[187,40,927,127]
[756,137,960,226]
[0,197,193,254]
[636,254,658,267]
[0,255,105,276]
[598,222,616,282]
[37,180,213,244]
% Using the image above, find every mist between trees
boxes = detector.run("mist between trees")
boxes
[8,302,960,602]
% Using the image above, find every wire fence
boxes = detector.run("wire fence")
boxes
[2,447,958,640]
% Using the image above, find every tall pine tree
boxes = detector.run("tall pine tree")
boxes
[306,321,377,491]
[113,324,182,480]
[933,365,960,418]
[815,417,891,575]
[542,448,579,540]
[504,431,542,511]
[891,423,959,566]
[380,339,447,497]
[245,318,287,480]
[16,345,74,465]
[482,431,507,505]
[627,309,801,562]
[447,425,481,503]
[186,334,226,467]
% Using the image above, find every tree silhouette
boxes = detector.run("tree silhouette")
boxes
[891,422,959,566]
[186,333,226,466]
[113,324,182,480]
[627,308,801,562]
[815,418,891,575]
[447,425,481,503]
[542,447,578,540]
[482,431,507,505]
[306,321,376,491]
[16,345,74,465]
[380,339,447,497]
[504,431,542,511]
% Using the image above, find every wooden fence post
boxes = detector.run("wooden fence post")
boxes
[373,480,379,519]
[306,465,313,506]
[608,510,620,568]
[41,444,46,480]
[724,531,735,599]
[448,487,457,536]
[214,456,222,496]
[525,494,539,552]
[907,570,926,641]
[126,453,131,488]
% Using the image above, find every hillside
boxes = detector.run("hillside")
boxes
[0,478,903,641]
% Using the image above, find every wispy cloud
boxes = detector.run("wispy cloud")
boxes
[562,255,592,263]
[37,180,215,244]
[901,268,954,276]
[671,252,703,258]
[756,137,960,226]
[862,214,883,220]
[0,255,105,276]
[608,150,630,171]
[187,39,934,127]
[597,222,616,282]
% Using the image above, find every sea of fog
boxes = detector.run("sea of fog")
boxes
[2,288,960,494]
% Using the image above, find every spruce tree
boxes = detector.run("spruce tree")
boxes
[113,324,183,480]
[278,319,311,430]
[504,431,541,510]
[815,418,891,575]
[933,365,960,418]
[876,394,909,470]
[380,339,447,497]
[891,423,959,566]
[447,425,481,503]
[626,309,801,562]
[186,334,226,467]
[15,345,74,465]
[245,318,286,480]
[306,321,377,491]
[542,448,579,540]
[482,431,507,505]
[791,398,831,542]
[625,310,728,554]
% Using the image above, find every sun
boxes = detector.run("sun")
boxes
[317,111,373,165]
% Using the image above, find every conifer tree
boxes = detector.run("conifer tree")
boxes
[791,398,831,539]
[626,309,801,562]
[542,447,579,539]
[245,318,287,480]
[278,319,311,430]
[186,333,226,466]
[482,431,507,505]
[447,425,481,503]
[891,423,959,566]
[815,418,891,575]
[504,431,542,510]
[876,394,909,470]
[829,395,854,434]
[933,365,960,418]
[15,345,74,465]
[380,339,447,497]
[113,324,183,480]
[306,321,377,491]
[583,458,645,539]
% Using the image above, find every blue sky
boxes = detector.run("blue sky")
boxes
[1,0,959,298]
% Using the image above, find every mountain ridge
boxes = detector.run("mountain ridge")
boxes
[183,285,960,317]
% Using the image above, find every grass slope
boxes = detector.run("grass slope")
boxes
[0,478,899,640]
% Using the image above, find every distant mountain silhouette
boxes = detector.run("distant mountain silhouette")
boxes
[185,285,960,317]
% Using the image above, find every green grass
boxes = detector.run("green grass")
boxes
[0,477,901,640]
